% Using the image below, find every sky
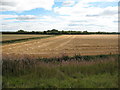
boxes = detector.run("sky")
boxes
[0,0,119,32]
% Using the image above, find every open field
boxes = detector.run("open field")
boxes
[2,34,119,59]
[1,34,50,41]
[2,34,119,88]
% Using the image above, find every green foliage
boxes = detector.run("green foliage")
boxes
[2,29,120,35]
[3,73,118,88]
[17,30,26,33]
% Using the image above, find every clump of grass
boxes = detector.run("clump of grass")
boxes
[2,54,119,88]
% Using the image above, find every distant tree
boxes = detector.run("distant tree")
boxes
[17,30,25,33]
[51,29,58,32]
[83,31,88,34]
[43,31,47,34]
[2,29,119,34]
[47,29,60,34]
[32,31,35,33]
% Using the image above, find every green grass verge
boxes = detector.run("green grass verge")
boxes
[3,73,118,88]
[2,54,119,88]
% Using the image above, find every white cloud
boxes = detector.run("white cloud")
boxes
[62,1,75,6]
[80,0,119,3]
[0,14,38,20]
[55,0,118,2]
[1,15,69,31]
[16,15,37,20]
[101,7,118,16]
[0,0,118,32]
[0,0,54,12]
[53,0,118,32]
[1,20,68,31]
[0,15,17,19]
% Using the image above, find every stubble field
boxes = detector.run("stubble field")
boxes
[1,34,50,41]
[2,34,119,59]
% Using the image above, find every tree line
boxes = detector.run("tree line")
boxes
[2,29,119,35]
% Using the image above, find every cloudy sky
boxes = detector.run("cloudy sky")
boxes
[0,0,119,32]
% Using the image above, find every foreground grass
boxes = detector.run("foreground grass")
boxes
[3,73,118,88]
[2,55,119,88]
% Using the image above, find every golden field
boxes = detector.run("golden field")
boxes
[2,34,119,59]
[1,34,50,41]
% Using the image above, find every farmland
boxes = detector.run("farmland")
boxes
[2,34,119,59]
[1,34,50,41]
[2,34,119,88]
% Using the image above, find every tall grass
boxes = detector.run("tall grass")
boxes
[2,54,119,88]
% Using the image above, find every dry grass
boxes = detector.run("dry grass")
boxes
[2,54,118,88]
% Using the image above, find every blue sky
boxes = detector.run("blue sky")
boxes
[0,0,119,32]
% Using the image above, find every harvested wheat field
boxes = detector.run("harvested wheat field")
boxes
[2,35,119,59]
[1,34,50,41]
